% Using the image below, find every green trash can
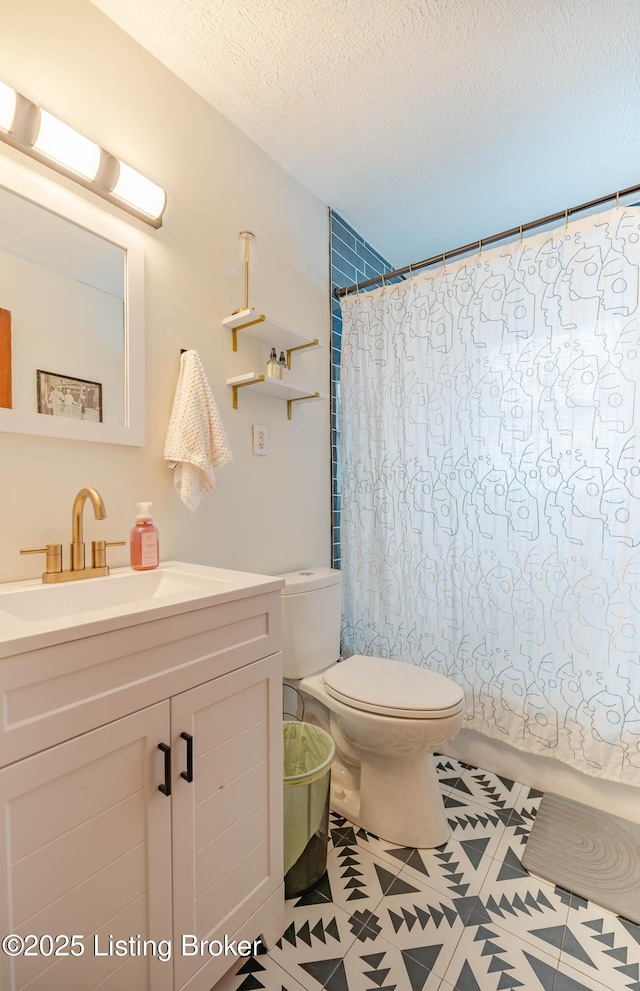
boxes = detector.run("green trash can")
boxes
[283,721,335,899]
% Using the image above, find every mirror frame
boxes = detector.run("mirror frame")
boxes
[0,153,144,446]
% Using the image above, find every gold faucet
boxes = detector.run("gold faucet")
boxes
[20,487,125,583]
[71,487,106,571]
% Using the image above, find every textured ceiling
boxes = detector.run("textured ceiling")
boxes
[90,0,640,268]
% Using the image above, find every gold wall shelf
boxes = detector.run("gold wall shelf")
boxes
[227,373,325,419]
[222,308,322,364]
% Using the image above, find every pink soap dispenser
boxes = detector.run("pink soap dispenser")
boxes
[130,502,159,571]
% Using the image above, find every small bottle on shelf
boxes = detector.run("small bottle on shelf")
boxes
[266,347,280,379]
[130,502,159,571]
[278,351,288,378]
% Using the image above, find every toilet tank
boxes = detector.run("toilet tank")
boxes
[278,567,342,679]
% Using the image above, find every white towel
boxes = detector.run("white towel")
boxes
[164,350,233,512]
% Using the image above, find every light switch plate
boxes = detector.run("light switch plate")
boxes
[252,424,268,456]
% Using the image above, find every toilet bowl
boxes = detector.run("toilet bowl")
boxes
[279,568,465,848]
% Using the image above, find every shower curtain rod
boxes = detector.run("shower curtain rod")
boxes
[333,181,640,298]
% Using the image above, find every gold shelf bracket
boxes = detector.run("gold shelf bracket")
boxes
[285,339,319,369]
[287,392,320,420]
[231,375,265,409]
[230,314,266,351]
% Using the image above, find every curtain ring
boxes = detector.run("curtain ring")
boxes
[565,209,569,231]
[616,191,620,210]
[442,252,446,272]
[478,239,482,258]
[519,225,523,243]
[381,271,386,288]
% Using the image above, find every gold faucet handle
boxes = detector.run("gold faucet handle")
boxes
[91,540,126,569]
[20,544,63,574]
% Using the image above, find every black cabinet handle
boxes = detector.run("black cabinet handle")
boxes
[158,742,171,796]
[180,732,193,783]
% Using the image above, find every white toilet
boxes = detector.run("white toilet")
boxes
[280,567,465,848]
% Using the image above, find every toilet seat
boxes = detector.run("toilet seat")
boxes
[323,655,465,719]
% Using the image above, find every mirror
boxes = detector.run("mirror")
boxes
[0,155,144,445]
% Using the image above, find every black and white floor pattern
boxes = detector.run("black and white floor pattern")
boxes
[214,757,640,991]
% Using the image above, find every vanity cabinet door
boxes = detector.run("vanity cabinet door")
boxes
[0,703,173,991]
[170,653,283,991]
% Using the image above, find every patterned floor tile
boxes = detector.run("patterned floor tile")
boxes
[332,824,492,903]
[442,920,618,991]
[399,835,494,901]
[558,899,640,991]
[220,758,630,991]
[329,809,442,872]
[269,899,360,989]
[442,793,510,861]
[328,766,507,864]
[325,842,405,912]
[491,785,543,867]
[551,957,625,991]
[436,754,472,794]
[474,853,570,954]
[344,868,466,979]
[506,784,544,824]
[328,814,362,854]
[213,952,316,991]
[452,767,524,815]
[340,926,447,991]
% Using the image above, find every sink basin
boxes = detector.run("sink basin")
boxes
[0,560,282,654]
[1,567,227,621]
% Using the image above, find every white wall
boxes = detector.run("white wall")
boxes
[0,0,330,584]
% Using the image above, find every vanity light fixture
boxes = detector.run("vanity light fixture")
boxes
[0,80,166,227]
[0,81,17,133]
[33,109,102,181]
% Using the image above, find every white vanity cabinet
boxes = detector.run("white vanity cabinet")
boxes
[171,656,281,991]
[0,567,284,991]
[0,703,174,991]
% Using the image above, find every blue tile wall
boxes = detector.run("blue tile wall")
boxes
[330,211,398,569]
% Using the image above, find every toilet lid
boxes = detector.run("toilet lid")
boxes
[323,655,465,719]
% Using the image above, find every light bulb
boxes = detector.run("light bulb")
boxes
[230,231,263,278]
[0,81,16,133]
[112,161,166,221]
[33,109,101,180]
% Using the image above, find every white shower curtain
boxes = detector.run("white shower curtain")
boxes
[339,207,640,785]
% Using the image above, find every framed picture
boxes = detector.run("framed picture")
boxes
[37,370,103,422]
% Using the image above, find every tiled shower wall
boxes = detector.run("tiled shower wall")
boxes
[330,211,396,568]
